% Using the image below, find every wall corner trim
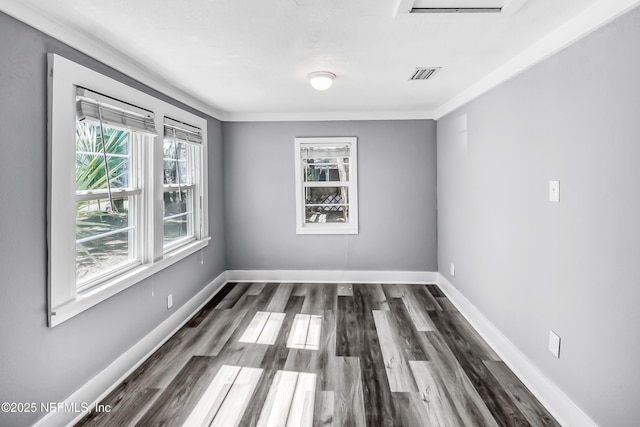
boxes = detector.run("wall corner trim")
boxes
[33,271,229,427]
[436,273,598,427]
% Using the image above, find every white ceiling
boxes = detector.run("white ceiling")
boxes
[2,0,639,120]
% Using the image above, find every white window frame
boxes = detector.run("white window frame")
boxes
[294,137,359,235]
[162,120,202,252]
[74,125,145,290]
[47,54,209,327]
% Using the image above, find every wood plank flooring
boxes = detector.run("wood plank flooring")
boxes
[76,283,560,427]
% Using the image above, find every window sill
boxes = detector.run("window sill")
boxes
[296,225,359,235]
[49,238,210,327]
[163,236,197,254]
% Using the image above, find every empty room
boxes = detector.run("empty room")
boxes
[1,0,639,426]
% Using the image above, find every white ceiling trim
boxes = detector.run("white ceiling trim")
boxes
[432,0,640,119]
[0,0,224,121]
[221,109,437,122]
[2,0,639,123]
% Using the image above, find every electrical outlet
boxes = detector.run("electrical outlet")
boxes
[548,330,561,358]
[450,263,455,277]
[167,294,173,310]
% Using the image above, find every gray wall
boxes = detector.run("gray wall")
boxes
[437,7,640,427]
[224,120,437,271]
[0,12,226,426]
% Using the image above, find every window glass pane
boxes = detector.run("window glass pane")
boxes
[305,186,349,205]
[76,121,130,190]
[163,138,196,249]
[76,198,134,282]
[304,160,349,182]
[163,189,193,247]
[163,140,190,185]
[305,206,350,223]
[163,216,192,246]
[304,186,349,223]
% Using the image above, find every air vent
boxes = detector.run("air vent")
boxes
[409,67,441,81]
[394,0,527,16]
[410,7,501,13]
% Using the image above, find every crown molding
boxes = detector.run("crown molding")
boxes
[3,0,639,123]
[432,0,640,119]
[0,0,224,121]
[221,109,437,122]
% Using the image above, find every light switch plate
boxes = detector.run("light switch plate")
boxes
[549,181,560,202]
[450,263,455,277]
[167,294,173,309]
[548,330,561,358]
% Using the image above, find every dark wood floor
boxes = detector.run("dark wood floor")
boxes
[76,282,560,427]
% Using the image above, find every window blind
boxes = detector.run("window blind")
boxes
[301,145,350,159]
[76,87,157,135]
[164,117,202,144]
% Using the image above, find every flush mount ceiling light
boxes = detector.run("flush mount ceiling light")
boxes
[307,71,336,91]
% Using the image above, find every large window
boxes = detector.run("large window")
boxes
[294,137,358,234]
[163,118,202,250]
[75,88,152,289]
[48,54,209,327]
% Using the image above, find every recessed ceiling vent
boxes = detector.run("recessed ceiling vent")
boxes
[409,67,441,81]
[394,0,529,16]
[411,7,501,13]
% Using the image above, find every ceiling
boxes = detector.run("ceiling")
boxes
[2,0,639,121]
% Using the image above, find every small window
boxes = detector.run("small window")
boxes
[294,137,358,234]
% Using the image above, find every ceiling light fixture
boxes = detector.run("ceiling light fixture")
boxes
[308,71,336,91]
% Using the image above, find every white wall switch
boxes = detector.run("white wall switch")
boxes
[549,180,560,202]
[450,263,455,277]
[167,294,173,309]
[548,330,561,358]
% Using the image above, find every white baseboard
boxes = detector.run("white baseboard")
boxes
[34,271,228,427]
[34,269,593,427]
[226,269,438,284]
[436,273,597,427]
[34,269,431,427]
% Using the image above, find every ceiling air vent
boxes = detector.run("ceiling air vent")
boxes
[409,67,441,81]
[411,7,501,13]
[394,0,527,16]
